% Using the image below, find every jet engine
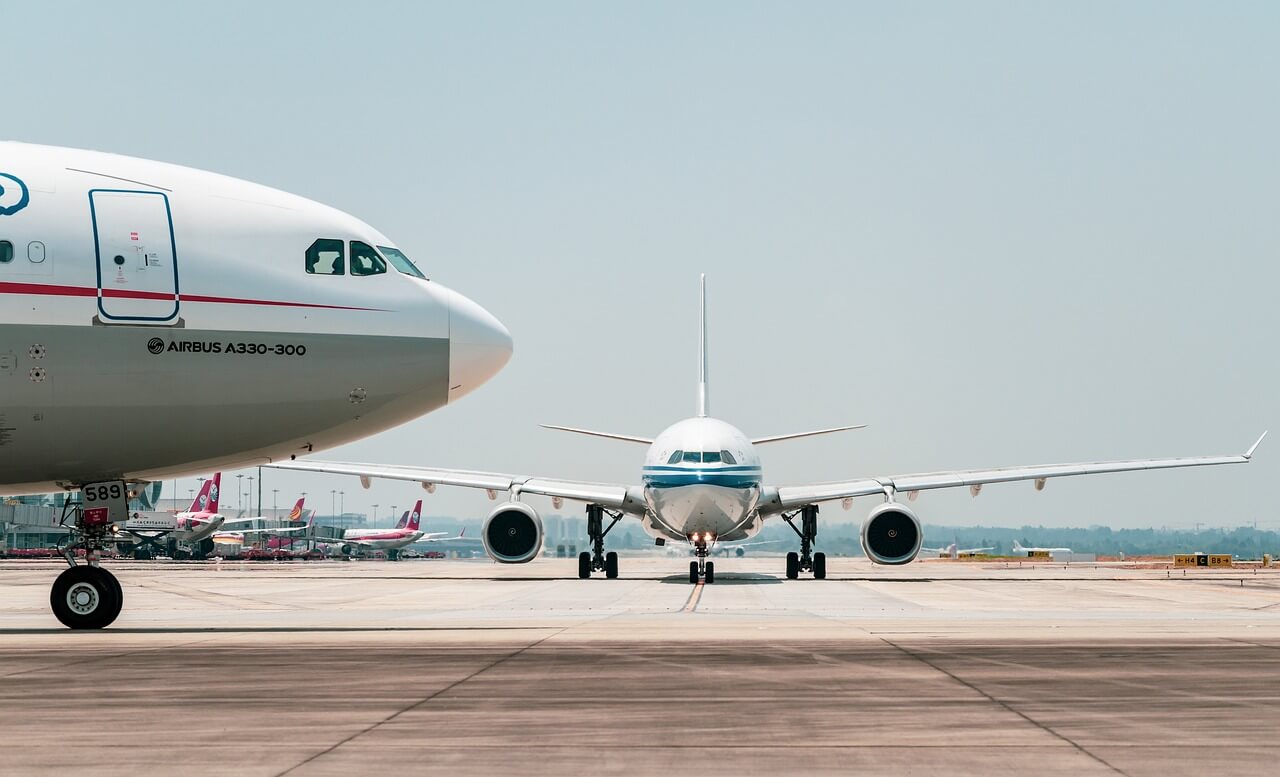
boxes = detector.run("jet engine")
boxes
[860,502,922,565]
[482,502,543,564]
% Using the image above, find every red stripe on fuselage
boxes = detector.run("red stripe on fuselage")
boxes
[0,282,382,311]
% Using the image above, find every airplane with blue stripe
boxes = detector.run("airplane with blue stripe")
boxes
[276,276,1264,585]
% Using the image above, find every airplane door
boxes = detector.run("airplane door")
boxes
[91,189,180,323]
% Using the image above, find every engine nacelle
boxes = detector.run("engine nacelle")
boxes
[482,502,543,564]
[860,502,922,565]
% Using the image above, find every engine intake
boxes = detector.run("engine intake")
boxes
[860,502,922,565]
[482,503,543,564]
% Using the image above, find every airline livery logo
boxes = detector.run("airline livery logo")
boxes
[147,338,165,354]
[0,173,30,216]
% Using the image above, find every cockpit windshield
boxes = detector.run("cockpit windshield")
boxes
[378,246,428,280]
[680,451,724,464]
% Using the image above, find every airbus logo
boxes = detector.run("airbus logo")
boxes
[147,338,165,354]
[0,173,30,216]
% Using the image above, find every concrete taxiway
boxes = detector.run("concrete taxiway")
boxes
[1,557,1278,776]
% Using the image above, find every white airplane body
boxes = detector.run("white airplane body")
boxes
[308,500,454,554]
[921,543,996,559]
[276,276,1265,584]
[0,142,511,627]
[1012,540,1073,556]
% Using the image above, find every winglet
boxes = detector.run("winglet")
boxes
[1246,430,1268,460]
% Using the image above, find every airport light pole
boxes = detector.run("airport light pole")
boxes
[248,476,255,515]
[272,489,278,516]
[339,491,344,516]
[372,504,378,531]
[390,505,397,532]
[236,474,244,511]
[330,490,336,521]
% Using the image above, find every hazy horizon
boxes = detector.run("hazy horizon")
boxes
[6,2,1277,530]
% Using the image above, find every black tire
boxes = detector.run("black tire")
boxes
[786,552,800,580]
[50,566,121,630]
[97,569,123,627]
[689,561,700,584]
[813,552,827,580]
[578,551,592,579]
[605,551,619,579]
[387,550,400,562]
[705,561,715,584]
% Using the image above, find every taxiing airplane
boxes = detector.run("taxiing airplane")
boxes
[0,142,512,627]
[304,500,460,558]
[921,543,995,559]
[1011,540,1072,557]
[275,276,1265,585]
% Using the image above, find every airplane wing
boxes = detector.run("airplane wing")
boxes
[268,460,637,511]
[767,433,1266,512]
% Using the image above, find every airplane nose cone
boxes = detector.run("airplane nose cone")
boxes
[447,290,513,403]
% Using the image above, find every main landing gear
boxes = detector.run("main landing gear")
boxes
[782,504,826,580]
[52,500,123,629]
[578,504,622,579]
[688,535,715,584]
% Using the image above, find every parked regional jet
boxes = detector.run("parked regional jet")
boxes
[209,496,312,546]
[0,142,511,627]
[274,276,1264,585]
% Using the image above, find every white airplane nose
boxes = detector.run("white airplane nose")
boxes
[447,289,513,403]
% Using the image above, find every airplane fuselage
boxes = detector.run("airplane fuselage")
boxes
[0,142,511,495]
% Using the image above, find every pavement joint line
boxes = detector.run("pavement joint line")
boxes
[876,637,1132,777]
[273,628,566,777]
[682,581,705,612]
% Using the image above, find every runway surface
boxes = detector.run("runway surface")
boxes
[2,556,1279,775]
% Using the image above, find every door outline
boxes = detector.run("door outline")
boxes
[90,188,181,322]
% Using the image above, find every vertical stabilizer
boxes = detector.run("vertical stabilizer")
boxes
[698,274,709,418]
[407,500,423,531]
[287,498,306,522]
[395,510,409,529]
[189,473,221,513]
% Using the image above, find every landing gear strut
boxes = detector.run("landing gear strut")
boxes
[782,504,826,580]
[578,504,621,579]
[688,537,715,584]
[52,499,123,629]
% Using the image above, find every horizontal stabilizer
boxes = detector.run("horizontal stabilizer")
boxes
[751,424,867,445]
[540,424,653,444]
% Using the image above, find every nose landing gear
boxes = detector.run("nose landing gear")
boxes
[577,504,622,579]
[782,504,826,580]
[52,498,124,629]
[688,535,715,584]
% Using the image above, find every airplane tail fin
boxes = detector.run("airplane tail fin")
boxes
[698,273,708,418]
[407,500,423,531]
[189,473,221,513]
[394,510,409,529]
[1012,540,1024,553]
[286,497,306,522]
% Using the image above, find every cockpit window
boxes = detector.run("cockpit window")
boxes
[701,451,722,463]
[350,241,387,277]
[378,245,428,280]
[305,239,344,275]
[682,451,701,463]
[667,450,683,464]
[720,450,737,465]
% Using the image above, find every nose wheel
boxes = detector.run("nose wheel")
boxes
[577,504,622,579]
[50,565,122,630]
[688,539,715,584]
[783,505,826,579]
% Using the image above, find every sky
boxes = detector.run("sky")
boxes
[5,2,1277,529]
